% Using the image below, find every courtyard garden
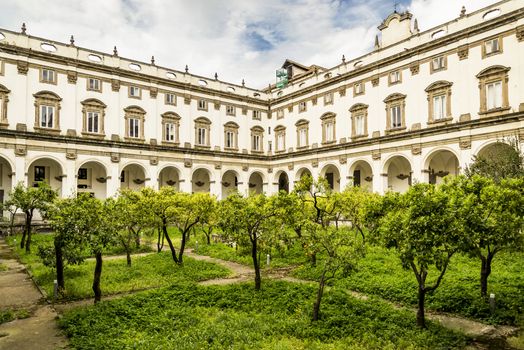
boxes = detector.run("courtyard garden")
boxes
[1,145,523,349]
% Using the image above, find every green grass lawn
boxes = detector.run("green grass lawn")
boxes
[5,233,230,300]
[177,239,523,326]
[59,281,469,350]
[292,246,524,326]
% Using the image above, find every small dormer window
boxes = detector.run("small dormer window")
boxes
[165,93,176,105]
[389,71,401,85]
[198,99,208,111]
[129,86,141,98]
[431,56,446,72]
[87,78,101,92]
[276,109,284,119]
[226,105,236,116]
[324,92,333,105]
[298,101,307,113]
[483,38,501,57]
[41,68,56,84]
[353,82,365,96]
[252,110,261,120]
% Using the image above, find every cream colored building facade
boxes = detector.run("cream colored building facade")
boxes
[0,0,523,201]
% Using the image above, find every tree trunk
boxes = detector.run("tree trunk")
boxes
[157,227,162,253]
[480,254,493,297]
[125,245,131,267]
[24,212,33,253]
[177,229,187,265]
[250,235,261,290]
[162,222,178,263]
[92,252,103,303]
[55,240,65,292]
[20,229,26,249]
[310,252,317,267]
[312,268,327,321]
[134,233,140,249]
[416,285,426,328]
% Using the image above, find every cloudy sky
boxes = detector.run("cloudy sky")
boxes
[0,0,497,88]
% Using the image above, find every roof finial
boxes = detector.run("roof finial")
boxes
[413,19,419,33]
[374,35,380,49]
[21,23,27,35]
[113,46,118,56]
[69,35,75,46]
[342,54,346,63]
[214,72,218,80]
[460,6,466,17]
[151,56,155,65]
[242,79,245,87]
[185,64,189,73]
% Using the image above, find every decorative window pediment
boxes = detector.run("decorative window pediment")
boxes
[250,126,264,153]
[224,122,239,151]
[124,105,146,142]
[425,81,453,124]
[162,112,181,144]
[33,90,62,134]
[349,103,368,139]
[295,119,309,149]
[81,98,106,138]
[384,93,406,132]
[383,93,406,103]
[476,65,510,115]
[195,117,211,147]
[274,125,286,153]
[320,112,336,145]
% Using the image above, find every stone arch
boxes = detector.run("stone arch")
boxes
[27,156,65,194]
[320,163,341,192]
[424,149,460,185]
[247,171,264,195]
[221,169,240,199]
[349,159,373,191]
[158,165,181,191]
[383,154,412,193]
[274,170,289,193]
[192,167,212,193]
[120,162,147,191]
[76,160,108,198]
[295,167,313,180]
[0,154,14,203]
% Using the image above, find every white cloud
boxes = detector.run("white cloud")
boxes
[0,0,500,88]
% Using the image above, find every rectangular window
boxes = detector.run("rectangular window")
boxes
[276,109,284,119]
[391,105,402,128]
[40,105,54,128]
[128,118,140,138]
[34,166,46,182]
[225,131,235,148]
[355,114,364,136]
[165,93,176,105]
[87,111,99,133]
[324,93,333,104]
[432,95,446,120]
[432,56,445,71]
[486,81,502,110]
[389,71,400,84]
[165,123,176,142]
[298,101,307,112]
[268,140,272,152]
[88,78,101,91]
[252,110,261,120]
[129,86,141,98]
[325,122,334,142]
[41,69,55,83]
[298,128,307,147]
[198,99,208,111]
[226,105,235,116]
[197,127,207,145]
[252,134,261,151]
[354,83,363,95]
[78,168,88,180]
[277,133,285,151]
[485,38,500,55]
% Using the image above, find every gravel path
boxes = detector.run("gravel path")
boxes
[0,238,68,350]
